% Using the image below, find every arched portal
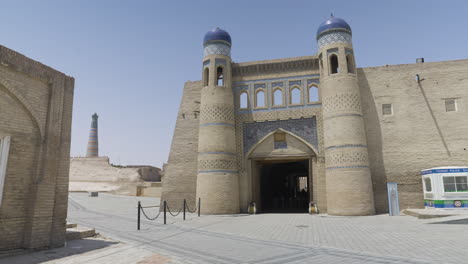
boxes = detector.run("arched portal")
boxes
[246,129,317,213]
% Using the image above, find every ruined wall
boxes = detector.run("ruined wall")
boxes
[160,81,201,209]
[0,45,74,250]
[359,59,468,212]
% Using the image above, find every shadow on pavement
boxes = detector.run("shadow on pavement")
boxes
[1,237,118,264]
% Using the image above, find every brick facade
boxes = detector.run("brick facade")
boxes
[0,46,74,250]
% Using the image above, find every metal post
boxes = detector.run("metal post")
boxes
[198,197,201,217]
[164,200,167,225]
[137,201,141,230]
[183,199,186,220]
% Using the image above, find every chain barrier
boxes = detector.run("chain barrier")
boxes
[140,206,162,220]
[185,201,198,213]
[137,198,201,230]
[166,203,183,217]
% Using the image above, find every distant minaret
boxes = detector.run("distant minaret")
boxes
[86,113,99,157]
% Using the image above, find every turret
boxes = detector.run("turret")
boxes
[196,28,240,214]
[317,16,375,215]
[86,113,99,157]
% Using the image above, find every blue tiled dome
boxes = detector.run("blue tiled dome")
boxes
[316,16,351,37]
[203,27,232,46]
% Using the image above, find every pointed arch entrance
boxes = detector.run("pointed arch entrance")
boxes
[246,129,318,213]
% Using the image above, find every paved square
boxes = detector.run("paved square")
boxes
[3,193,468,263]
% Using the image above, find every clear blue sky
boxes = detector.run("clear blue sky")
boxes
[1,1,466,167]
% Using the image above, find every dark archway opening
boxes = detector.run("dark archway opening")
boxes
[259,159,309,213]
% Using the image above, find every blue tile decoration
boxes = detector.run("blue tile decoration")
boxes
[215,59,226,66]
[327,48,339,55]
[274,141,288,149]
[289,80,301,87]
[254,83,266,89]
[316,16,351,37]
[272,82,284,87]
[345,48,354,55]
[307,79,319,86]
[204,27,232,46]
[243,117,318,154]
[203,60,210,66]
[204,43,231,57]
[235,85,248,91]
[318,32,352,49]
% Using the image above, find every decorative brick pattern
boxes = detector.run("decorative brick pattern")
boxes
[243,117,318,154]
[200,104,234,122]
[322,93,361,113]
[198,159,237,170]
[325,151,369,168]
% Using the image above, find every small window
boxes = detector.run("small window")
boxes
[216,67,224,86]
[203,68,209,86]
[290,88,301,105]
[445,99,457,112]
[347,54,355,74]
[255,90,265,108]
[424,178,432,192]
[329,54,339,74]
[0,136,11,206]
[443,176,468,192]
[382,104,393,115]
[308,86,319,103]
[273,89,283,106]
[240,92,248,109]
[274,132,287,149]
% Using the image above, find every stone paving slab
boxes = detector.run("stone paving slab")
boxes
[4,193,468,264]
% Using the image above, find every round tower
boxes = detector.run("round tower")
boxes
[86,113,99,157]
[317,16,375,215]
[196,28,239,214]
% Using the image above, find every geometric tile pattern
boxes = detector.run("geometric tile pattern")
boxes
[204,43,231,57]
[272,82,284,87]
[215,59,226,66]
[318,31,352,49]
[243,117,318,154]
[322,93,361,113]
[307,79,319,87]
[254,83,266,89]
[325,151,369,168]
[200,104,234,122]
[198,159,237,170]
[289,80,301,87]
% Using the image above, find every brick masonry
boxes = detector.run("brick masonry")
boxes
[0,45,74,250]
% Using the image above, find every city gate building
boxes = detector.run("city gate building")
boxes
[161,16,468,215]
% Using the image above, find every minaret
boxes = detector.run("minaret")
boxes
[317,16,375,215]
[86,113,99,157]
[195,27,239,214]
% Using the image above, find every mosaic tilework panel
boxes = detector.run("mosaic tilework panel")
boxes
[272,82,284,87]
[307,79,319,86]
[243,117,318,153]
[254,83,266,89]
[204,43,231,57]
[318,32,352,49]
[203,60,210,66]
[215,59,226,66]
[289,80,301,87]
[327,48,339,55]
[345,48,354,55]
[274,141,287,149]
